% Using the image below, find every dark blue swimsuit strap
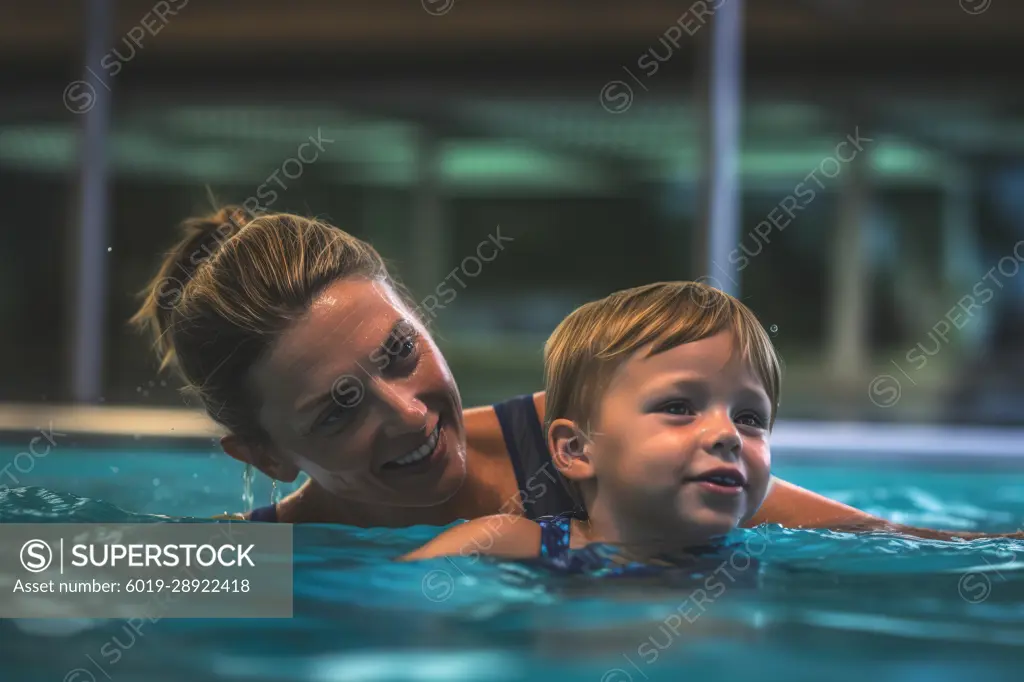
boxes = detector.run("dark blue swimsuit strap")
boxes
[492,394,581,520]
[249,504,278,522]
[492,394,544,518]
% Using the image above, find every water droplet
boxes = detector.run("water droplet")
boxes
[110,466,119,474]
[192,473,199,479]
[141,390,149,397]
[769,324,779,336]
[136,386,142,393]
[147,380,155,387]
[203,486,211,493]
[106,246,112,252]
[133,434,141,441]
[159,380,167,387]
[152,478,160,486]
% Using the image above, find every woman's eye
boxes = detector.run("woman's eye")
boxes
[391,335,417,363]
[320,403,353,429]
[659,400,695,416]
[381,333,419,375]
[397,338,415,358]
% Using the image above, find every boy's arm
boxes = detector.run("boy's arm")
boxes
[399,514,542,561]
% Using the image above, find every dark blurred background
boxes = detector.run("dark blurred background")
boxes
[1,0,1023,425]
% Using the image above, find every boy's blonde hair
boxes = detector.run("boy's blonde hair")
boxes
[544,281,781,445]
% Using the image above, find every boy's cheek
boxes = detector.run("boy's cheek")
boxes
[745,472,773,517]
[743,442,771,476]
[632,456,686,494]
[611,456,659,492]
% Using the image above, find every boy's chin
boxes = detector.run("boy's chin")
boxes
[676,507,743,543]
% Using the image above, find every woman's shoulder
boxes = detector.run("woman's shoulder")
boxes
[465,391,545,453]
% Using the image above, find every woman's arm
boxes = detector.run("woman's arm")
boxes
[746,477,1023,540]
[399,514,542,561]
[867,524,1023,541]
[743,476,878,529]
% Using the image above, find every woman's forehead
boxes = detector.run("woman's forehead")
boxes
[256,279,411,399]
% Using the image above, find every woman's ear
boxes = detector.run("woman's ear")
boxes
[547,418,596,483]
[221,435,300,483]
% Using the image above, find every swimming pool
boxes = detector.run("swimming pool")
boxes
[2,443,1023,682]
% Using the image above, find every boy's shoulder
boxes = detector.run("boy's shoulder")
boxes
[400,514,542,561]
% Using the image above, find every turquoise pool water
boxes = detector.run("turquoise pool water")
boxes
[1,445,1023,682]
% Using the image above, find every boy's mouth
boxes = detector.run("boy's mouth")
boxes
[686,466,747,492]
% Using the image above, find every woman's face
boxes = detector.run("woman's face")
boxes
[247,277,467,508]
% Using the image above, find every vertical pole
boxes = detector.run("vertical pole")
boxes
[827,132,870,384]
[71,0,113,403]
[942,167,985,357]
[411,128,448,307]
[698,0,744,294]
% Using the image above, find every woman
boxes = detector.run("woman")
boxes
[130,206,936,533]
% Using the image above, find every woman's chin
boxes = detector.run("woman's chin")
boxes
[420,439,469,506]
[315,417,468,510]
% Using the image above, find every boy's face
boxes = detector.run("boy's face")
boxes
[585,330,772,544]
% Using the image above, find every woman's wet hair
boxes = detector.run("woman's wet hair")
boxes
[131,206,413,442]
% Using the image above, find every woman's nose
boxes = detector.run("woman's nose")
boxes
[372,378,427,436]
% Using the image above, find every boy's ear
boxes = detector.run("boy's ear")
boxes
[547,418,596,483]
[221,435,300,483]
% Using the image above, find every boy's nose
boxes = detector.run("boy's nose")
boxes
[701,412,742,460]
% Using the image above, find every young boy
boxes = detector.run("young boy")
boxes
[402,281,780,563]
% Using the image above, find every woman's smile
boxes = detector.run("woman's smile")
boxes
[383,420,441,469]
[379,418,446,475]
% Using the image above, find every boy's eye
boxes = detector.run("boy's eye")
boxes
[658,399,696,416]
[735,412,767,429]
